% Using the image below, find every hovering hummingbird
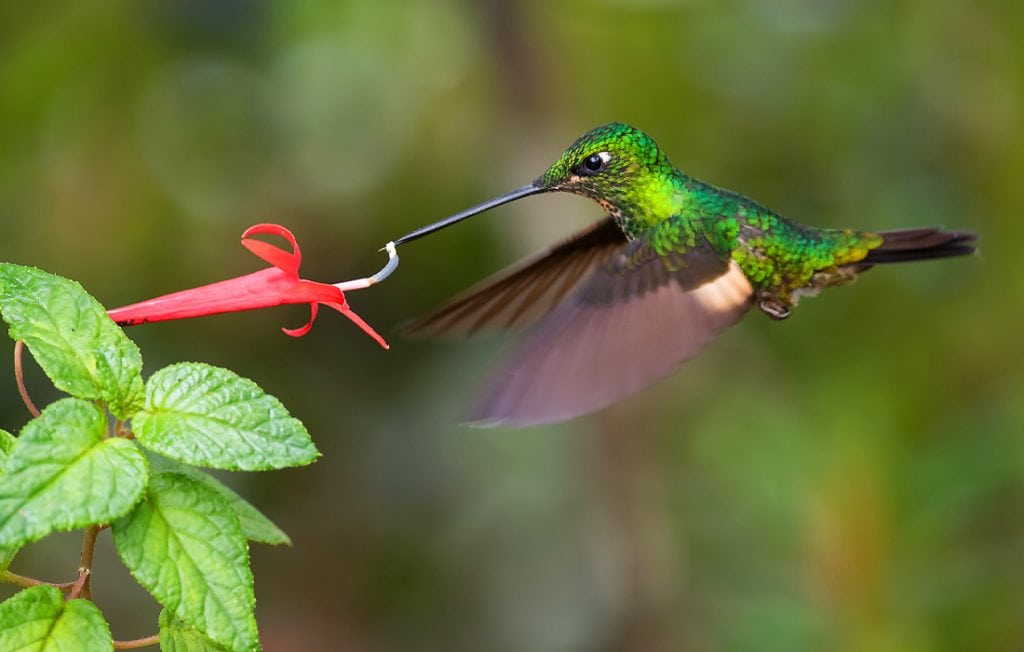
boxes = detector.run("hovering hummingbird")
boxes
[391,123,976,426]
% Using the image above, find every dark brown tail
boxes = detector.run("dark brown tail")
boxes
[860,227,978,265]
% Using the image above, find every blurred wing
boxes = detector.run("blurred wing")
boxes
[471,234,754,426]
[403,218,627,337]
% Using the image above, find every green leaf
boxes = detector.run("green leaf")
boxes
[0,264,144,418]
[0,399,149,548]
[113,473,258,652]
[148,455,291,545]
[0,543,17,573]
[0,428,14,469]
[191,473,291,546]
[135,362,319,471]
[159,609,230,652]
[0,431,20,571]
[0,585,113,651]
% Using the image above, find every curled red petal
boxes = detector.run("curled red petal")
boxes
[241,223,301,274]
[282,303,318,338]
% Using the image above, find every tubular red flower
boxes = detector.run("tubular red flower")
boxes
[107,224,396,349]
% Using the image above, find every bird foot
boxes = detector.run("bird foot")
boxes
[757,294,792,320]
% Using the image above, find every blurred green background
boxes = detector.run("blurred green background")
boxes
[1,1,1021,650]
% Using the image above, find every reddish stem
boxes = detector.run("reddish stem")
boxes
[13,341,40,418]
[1,570,75,591]
[66,569,90,601]
[114,419,133,439]
[113,634,160,649]
[68,526,101,600]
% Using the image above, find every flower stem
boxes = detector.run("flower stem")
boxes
[13,341,40,418]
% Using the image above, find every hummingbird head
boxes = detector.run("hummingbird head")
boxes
[535,123,672,209]
[527,123,678,237]
[392,123,676,246]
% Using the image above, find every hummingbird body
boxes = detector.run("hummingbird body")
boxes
[535,123,888,319]
[392,123,976,425]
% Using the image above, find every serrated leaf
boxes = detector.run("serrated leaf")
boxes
[0,399,149,548]
[0,585,113,652]
[159,608,230,652]
[0,264,144,418]
[113,473,258,652]
[148,455,290,546]
[135,362,318,471]
[0,428,14,469]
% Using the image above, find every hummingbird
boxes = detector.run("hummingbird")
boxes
[391,123,977,426]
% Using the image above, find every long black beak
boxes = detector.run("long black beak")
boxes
[393,183,545,246]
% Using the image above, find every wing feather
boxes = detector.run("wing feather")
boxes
[471,237,754,426]
[403,218,627,337]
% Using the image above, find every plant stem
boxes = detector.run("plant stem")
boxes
[6,529,155,648]
[113,634,160,649]
[13,341,40,418]
[0,570,75,591]
[114,419,133,439]
[68,525,101,600]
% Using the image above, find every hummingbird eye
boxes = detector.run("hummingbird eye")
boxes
[578,151,611,176]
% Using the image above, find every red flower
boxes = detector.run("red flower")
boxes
[107,224,397,349]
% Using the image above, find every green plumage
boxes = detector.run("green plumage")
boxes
[540,122,888,317]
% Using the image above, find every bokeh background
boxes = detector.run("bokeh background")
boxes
[1,1,1021,650]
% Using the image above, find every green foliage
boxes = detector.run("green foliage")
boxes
[0,429,14,467]
[0,264,144,419]
[0,429,16,568]
[135,363,319,471]
[0,427,15,576]
[0,399,148,548]
[0,265,317,649]
[147,455,291,546]
[0,585,113,652]
[113,473,257,651]
[0,541,17,575]
[159,608,230,652]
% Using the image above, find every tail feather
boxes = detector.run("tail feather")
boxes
[860,227,978,264]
